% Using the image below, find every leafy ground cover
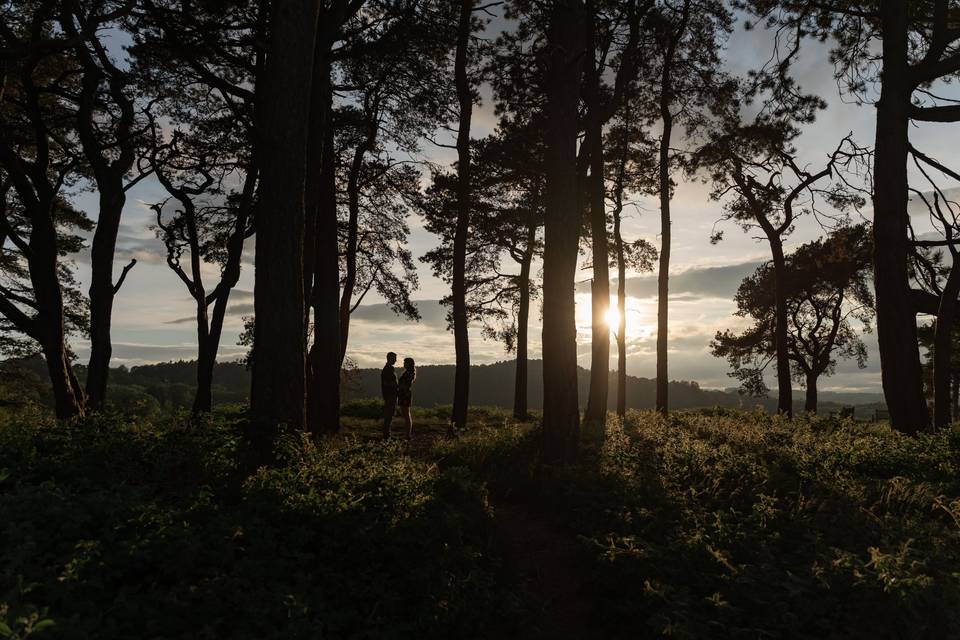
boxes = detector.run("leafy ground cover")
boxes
[2,404,960,638]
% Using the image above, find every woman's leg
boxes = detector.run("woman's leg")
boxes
[402,405,413,439]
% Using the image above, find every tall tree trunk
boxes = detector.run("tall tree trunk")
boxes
[615,207,627,420]
[33,212,84,419]
[654,0,688,416]
[804,370,818,413]
[934,267,960,429]
[85,186,125,411]
[250,0,320,446]
[583,57,610,432]
[656,112,673,416]
[874,0,928,434]
[338,135,372,366]
[306,50,340,434]
[767,233,793,417]
[542,0,585,464]
[451,0,473,432]
[513,219,536,420]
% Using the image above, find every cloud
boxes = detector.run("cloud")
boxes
[226,303,254,316]
[576,260,763,300]
[71,340,247,364]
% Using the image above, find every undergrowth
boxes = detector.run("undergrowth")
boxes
[3,406,960,638]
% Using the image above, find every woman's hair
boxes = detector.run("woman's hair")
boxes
[403,357,416,380]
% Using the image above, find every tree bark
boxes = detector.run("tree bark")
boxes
[33,208,84,419]
[306,49,340,434]
[874,0,929,434]
[583,9,610,432]
[656,113,673,416]
[85,185,125,411]
[541,0,585,464]
[615,209,627,421]
[933,267,960,429]
[583,71,610,430]
[250,0,320,445]
[513,218,536,420]
[766,232,793,417]
[655,0,688,416]
[449,0,474,432]
[804,371,818,413]
[338,130,375,366]
[62,8,138,413]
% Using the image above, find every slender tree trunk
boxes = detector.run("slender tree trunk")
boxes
[339,137,371,366]
[767,233,793,417]
[250,0,320,445]
[874,0,928,434]
[934,267,960,429]
[306,50,340,434]
[804,370,818,413]
[513,220,536,420]
[583,9,610,432]
[85,186,125,411]
[656,112,673,416]
[451,0,473,432]
[615,208,627,420]
[655,0,688,416]
[542,0,585,464]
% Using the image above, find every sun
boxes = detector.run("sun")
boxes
[603,306,621,329]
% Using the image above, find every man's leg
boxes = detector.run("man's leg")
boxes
[383,397,396,436]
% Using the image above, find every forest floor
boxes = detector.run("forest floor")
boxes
[3,403,960,638]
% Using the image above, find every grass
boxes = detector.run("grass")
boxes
[2,404,960,638]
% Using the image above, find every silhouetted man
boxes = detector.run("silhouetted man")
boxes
[381,352,398,436]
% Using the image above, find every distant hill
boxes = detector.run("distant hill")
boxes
[2,356,885,416]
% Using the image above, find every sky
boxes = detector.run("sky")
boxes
[57,10,960,394]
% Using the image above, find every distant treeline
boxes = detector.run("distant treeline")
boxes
[1,356,884,417]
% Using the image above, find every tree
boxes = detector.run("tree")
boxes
[645,0,733,415]
[906,146,960,428]
[693,118,865,418]
[581,0,649,432]
[712,225,874,413]
[133,0,263,414]
[249,0,321,448]
[59,1,147,412]
[0,2,90,418]
[421,123,544,420]
[446,0,481,433]
[148,126,256,414]
[737,0,960,432]
[605,106,657,419]
[304,0,441,434]
[541,0,587,462]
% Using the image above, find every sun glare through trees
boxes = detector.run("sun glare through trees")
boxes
[4,0,960,637]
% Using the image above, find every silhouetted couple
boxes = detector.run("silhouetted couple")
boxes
[381,352,416,439]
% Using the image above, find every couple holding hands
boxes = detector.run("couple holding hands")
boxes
[381,352,416,438]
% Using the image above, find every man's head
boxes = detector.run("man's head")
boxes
[386,352,397,365]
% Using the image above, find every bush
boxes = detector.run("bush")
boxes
[0,411,520,639]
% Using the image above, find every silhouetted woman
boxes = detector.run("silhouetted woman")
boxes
[398,357,416,439]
